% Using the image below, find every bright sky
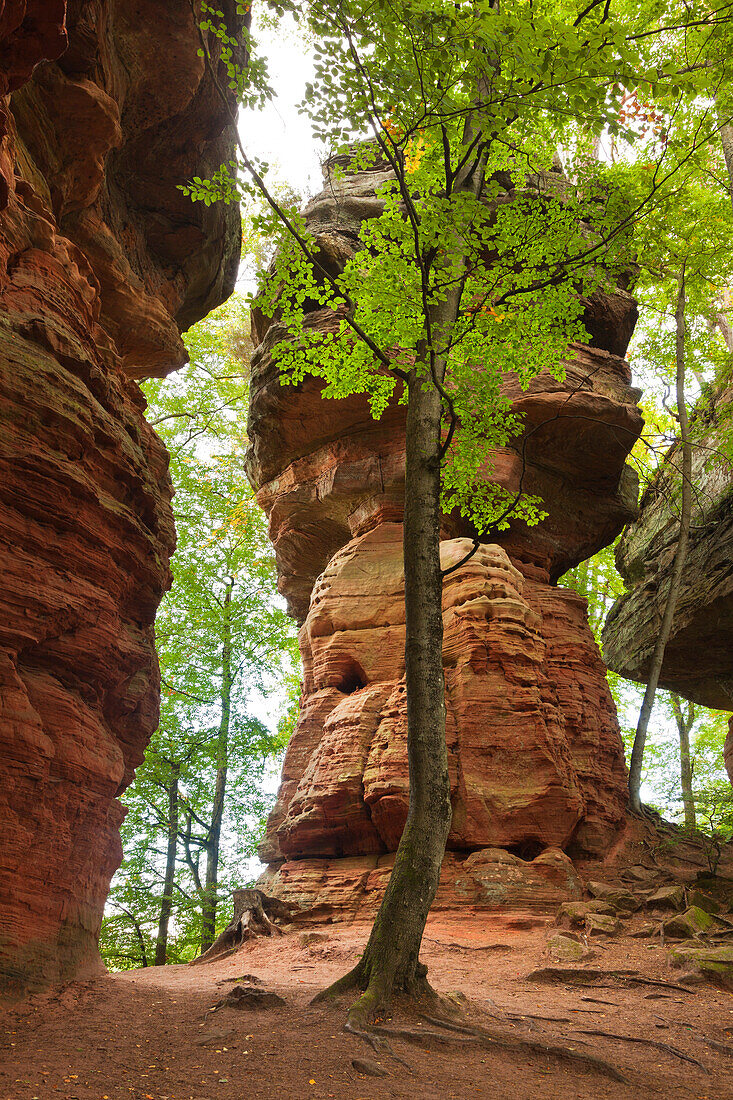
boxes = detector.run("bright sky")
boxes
[240,13,322,203]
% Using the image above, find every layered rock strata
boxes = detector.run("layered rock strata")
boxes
[603,381,733,712]
[249,157,644,912]
[0,1,240,995]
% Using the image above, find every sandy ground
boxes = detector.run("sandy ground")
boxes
[3,911,733,1100]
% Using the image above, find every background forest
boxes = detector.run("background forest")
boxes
[101,0,733,970]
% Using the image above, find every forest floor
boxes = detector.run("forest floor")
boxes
[2,911,733,1100]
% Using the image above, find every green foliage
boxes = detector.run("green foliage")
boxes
[182,0,733,541]
[101,297,299,970]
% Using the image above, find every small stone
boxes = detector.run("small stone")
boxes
[585,913,620,936]
[622,865,658,885]
[352,1058,389,1077]
[668,945,733,990]
[663,906,715,940]
[299,931,330,948]
[586,882,639,912]
[547,934,591,962]
[628,924,659,939]
[221,987,286,1010]
[647,885,685,911]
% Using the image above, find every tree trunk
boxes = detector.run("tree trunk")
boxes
[154,761,180,966]
[628,268,692,813]
[717,100,733,209]
[670,692,696,830]
[312,115,490,1023]
[318,364,452,1023]
[200,579,233,953]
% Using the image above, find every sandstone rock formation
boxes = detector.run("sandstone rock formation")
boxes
[0,0,240,995]
[603,380,733,711]
[248,156,644,913]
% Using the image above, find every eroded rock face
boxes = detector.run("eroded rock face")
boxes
[603,382,733,711]
[0,1,240,995]
[249,157,642,910]
[261,532,628,871]
[258,846,583,917]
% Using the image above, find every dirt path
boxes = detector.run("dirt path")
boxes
[3,913,733,1100]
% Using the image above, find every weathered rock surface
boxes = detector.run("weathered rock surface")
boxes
[0,1,240,995]
[259,845,581,917]
[663,906,715,939]
[603,381,733,711]
[647,885,685,911]
[260,531,629,872]
[250,156,643,912]
[669,944,733,989]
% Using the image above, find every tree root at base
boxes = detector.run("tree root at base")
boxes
[314,974,630,1084]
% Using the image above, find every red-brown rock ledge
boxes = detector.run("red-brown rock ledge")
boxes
[0,0,241,996]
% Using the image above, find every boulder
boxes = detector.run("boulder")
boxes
[585,913,621,936]
[668,945,733,990]
[647,885,686,912]
[586,882,640,913]
[547,934,591,963]
[663,906,715,939]
[556,900,616,928]
[687,889,721,915]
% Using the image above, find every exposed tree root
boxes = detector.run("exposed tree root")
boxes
[344,1020,413,1070]
[573,1028,709,1072]
[366,1013,630,1083]
[315,970,629,1085]
[193,890,297,965]
[526,967,697,993]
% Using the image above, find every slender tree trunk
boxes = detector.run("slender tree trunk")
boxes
[155,761,180,966]
[200,579,233,953]
[670,693,696,830]
[314,124,489,1017]
[118,905,149,968]
[628,268,692,812]
[717,99,733,209]
[710,101,733,361]
[316,363,451,1023]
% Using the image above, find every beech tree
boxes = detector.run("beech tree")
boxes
[185,0,733,1023]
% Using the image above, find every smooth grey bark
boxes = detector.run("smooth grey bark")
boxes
[200,578,234,954]
[154,760,181,965]
[628,269,692,813]
[670,692,696,830]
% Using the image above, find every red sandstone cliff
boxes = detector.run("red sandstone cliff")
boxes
[248,157,644,914]
[0,0,240,995]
